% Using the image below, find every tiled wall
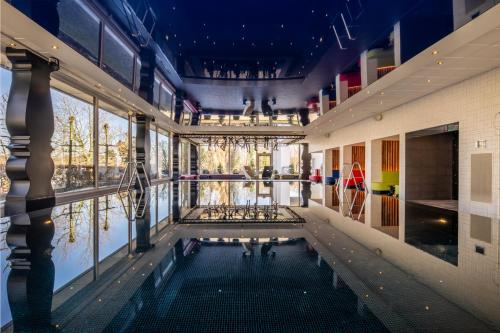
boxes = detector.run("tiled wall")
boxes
[306,65,500,329]
[308,66,500,218]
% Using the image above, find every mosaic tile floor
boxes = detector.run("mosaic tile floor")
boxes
[105,240,388,332]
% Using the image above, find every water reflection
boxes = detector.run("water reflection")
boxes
[0,184,171,328]
[181,180,307,208]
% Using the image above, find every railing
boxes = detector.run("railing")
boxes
[377,65,397,79]
[348,85,362,98]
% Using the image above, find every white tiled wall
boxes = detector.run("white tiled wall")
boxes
[308,66,500,218]
[306,65,500,329]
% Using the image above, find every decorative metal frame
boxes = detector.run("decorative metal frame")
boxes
[178,134,305,151]
[180,203,305,224]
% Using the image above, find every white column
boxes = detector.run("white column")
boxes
[319,89,330,115]
[361,50,378,88]
[394,22,402,67]
[335,74,349,104]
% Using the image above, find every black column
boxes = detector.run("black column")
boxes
[6,208,55,332]
[135,189,153,253]
[171,134,180,222]
[135,115,151,187]
[5,48,59,215]
[300,143,312,207]
[138,47,156,105]
[174,94,184,124]
[298,108,310,126]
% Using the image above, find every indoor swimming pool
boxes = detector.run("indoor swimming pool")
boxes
[1,181,499,332]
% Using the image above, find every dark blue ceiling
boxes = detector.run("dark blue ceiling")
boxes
[104,0,453,112]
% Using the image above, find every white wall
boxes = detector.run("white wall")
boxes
[308,66,500,218]
[304,65,500,329]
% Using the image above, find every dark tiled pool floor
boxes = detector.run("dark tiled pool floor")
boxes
[106,240,388,332]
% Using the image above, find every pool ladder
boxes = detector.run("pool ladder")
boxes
[117,161,151,218]
[334,162,369,221]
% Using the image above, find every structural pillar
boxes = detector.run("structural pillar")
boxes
[189,143,199,208]
[301,143,311,207]
[5,48,59,215]
[172,134,180,222]
[298,108,310,126]
[174,94,184,124]
[360,50,378,88]
[138,47,156,104]
[335,74,348,104]
[135,114,151,187]
[6,208,55,332]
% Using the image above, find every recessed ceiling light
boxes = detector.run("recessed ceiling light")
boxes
[8,43,16,47]
[51,45,58,50]
[432,50,439,55]
[380,91,384,95]
[427,79,431,83]
[436,60,444,65]
[367,90,371,94]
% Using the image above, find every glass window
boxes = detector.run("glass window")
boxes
[199,145,228,174]
[98,108,129,186]
[258,114,271,126]
[153,76,161,108]
[0,67,11,200]
[230,145,256,175]
[58,0,100,63]
[158,132,170,178]
[102,27,135,86]
[133,58,141,92]
[229,115,257,127]
[180,141,190,175]
[150,129,158,179]
[51,89,94,192]
[273,113,299,126]
[181,111,191,126]
[159,85,173,119]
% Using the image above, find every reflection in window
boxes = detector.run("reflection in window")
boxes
[98,109,129,186]
[98,194,129,264]
[58,0,100,63]
[51,89,94,192]
[0,68,11,200]
[51,200,94,290]
[230,146,256,174]
[199,145,228,174]
[150,129,158,179]
[158,132,170,178]
[102,27,134,86]
[153,76,161,108]
[180,141,190,175]
[159,85,173,119]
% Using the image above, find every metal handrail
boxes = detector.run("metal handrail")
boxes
[117,161,151,219]
[339,162,369,220]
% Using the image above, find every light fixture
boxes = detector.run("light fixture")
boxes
[426,79,431,83]
[51,45,58,50]
[436,60,444,65]
[432,50,439,55]
[8,43,16,47]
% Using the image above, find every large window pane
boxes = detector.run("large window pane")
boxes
[230,146,256,175]
[98,109,129,186]
[150,129,158,179]
[58,0,100,63]
[180,141,190,175]
[199,145,228,174]
[51,89,94,192]
[158,132,170,178]
[159,85,173,119]
[102,27,135,87]
[0,68,11,200]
